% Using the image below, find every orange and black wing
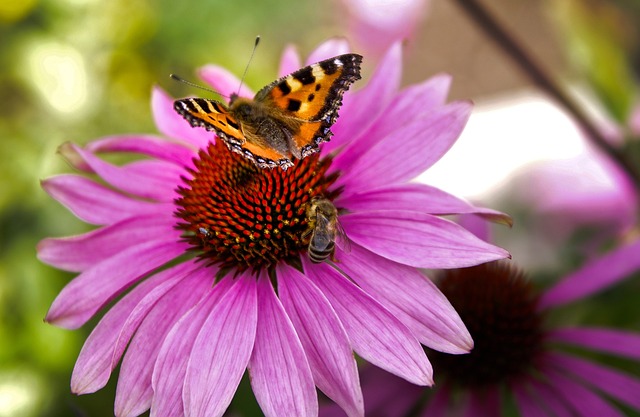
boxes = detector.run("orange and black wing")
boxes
[174,97,293,169]
[256,54,363,157]
[174,97,246,146]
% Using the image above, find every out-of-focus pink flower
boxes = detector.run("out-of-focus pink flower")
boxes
[321,239,640,417]
[38,40,510,417]
[338,0,429,58]
[629,102,640,136]
[521,147,637,242]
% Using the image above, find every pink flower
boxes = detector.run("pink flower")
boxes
[320,237,640,417]
[38,40,509,417]
[338,0,429,58]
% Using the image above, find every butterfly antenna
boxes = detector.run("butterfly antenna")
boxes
[237,35,261,96]
[169,74,229,99]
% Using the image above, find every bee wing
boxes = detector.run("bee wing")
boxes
[335,218,351,254]
[311,213,334,252]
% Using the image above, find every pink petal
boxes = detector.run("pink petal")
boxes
[37,215,177,272]
[114,268,214,417]
[539,239,640,310]
[337,183,511,225]
[85,135,196,167]
[335,101,472,194]
[340,210,510,269]
[41,175,165,226]
[355,367,421,417]
[278,44,301,77]
[463,387,501,417]
[184,274,257,417]
[544,368,625,417]
[545,352,640,410]
[327,42,402,156]
[303,258,432,386]
[419,384,453,417]
[512,382,549,417]
[46,240,188,329]
[67,144,184,202]
[526,379,575,417]
[197,64,254,99]
[151,276,234,417]
[337,243,472,353]
[248,272,317,417]
[151,87,210,149]
[277,264,363,417]
[71,261,198,394]
[333,72,451,169]
[305,38,351,65]
[456,213,493,242]
[547,327,640,359]
[341,0,426,58]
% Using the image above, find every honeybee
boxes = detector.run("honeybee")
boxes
[304,197,349,263]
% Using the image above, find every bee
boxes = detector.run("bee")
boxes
[304,197,349,263]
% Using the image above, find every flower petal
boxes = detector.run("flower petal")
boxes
[151,87,210,149]
[337,244,472,353]
[114,268,214,417]
[41,175,165,226]
[71,261,198,394]
[543,368,626,417]
[464,387,501,417]
[46,240,188,329]
[248,272,318,417]
[327,42,402,156]
[303,258,432,386]
[37,215,177,272]
[336,101,472,194]
[333,72,451,169]
[65,143,184,202]
[340,210,510,269]
[184,274,257,417]
[337,183,511,225]
[526,379,574,417]
[151,276,234,417]
[355,367,421,417]
[512,382,550,417]
[198,64,254,99]
[279,44,301,77]
[85,135,196,168]
[305,38,350,65]
[539,239,640,310]
[547,327,640,360]
[545,352,640,410]
[277,264,363,417]
[419,383,454,417]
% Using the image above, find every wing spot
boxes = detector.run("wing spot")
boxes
[278,81,292,96]
[315,84,321,91]
[287,99,302,112]
[319,59,338,75]
[307,93,315,102]
[294,67,316,85]
[227,118,240,130]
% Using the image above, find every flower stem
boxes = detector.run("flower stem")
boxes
[452,0,640,189]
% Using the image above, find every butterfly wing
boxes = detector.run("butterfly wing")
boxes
[255,54,363,157]
[174,97,293,169]
[174,98,245,147]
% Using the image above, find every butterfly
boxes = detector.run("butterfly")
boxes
[174,54,363,169]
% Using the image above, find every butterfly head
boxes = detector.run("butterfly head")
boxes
[228,92,240,105]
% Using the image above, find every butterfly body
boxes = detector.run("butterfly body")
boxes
[174,54,363,169]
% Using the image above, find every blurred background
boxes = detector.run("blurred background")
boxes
[1,0,638,416]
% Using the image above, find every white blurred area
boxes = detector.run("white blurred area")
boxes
[418,90,592,200]
[418,90,637,269]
